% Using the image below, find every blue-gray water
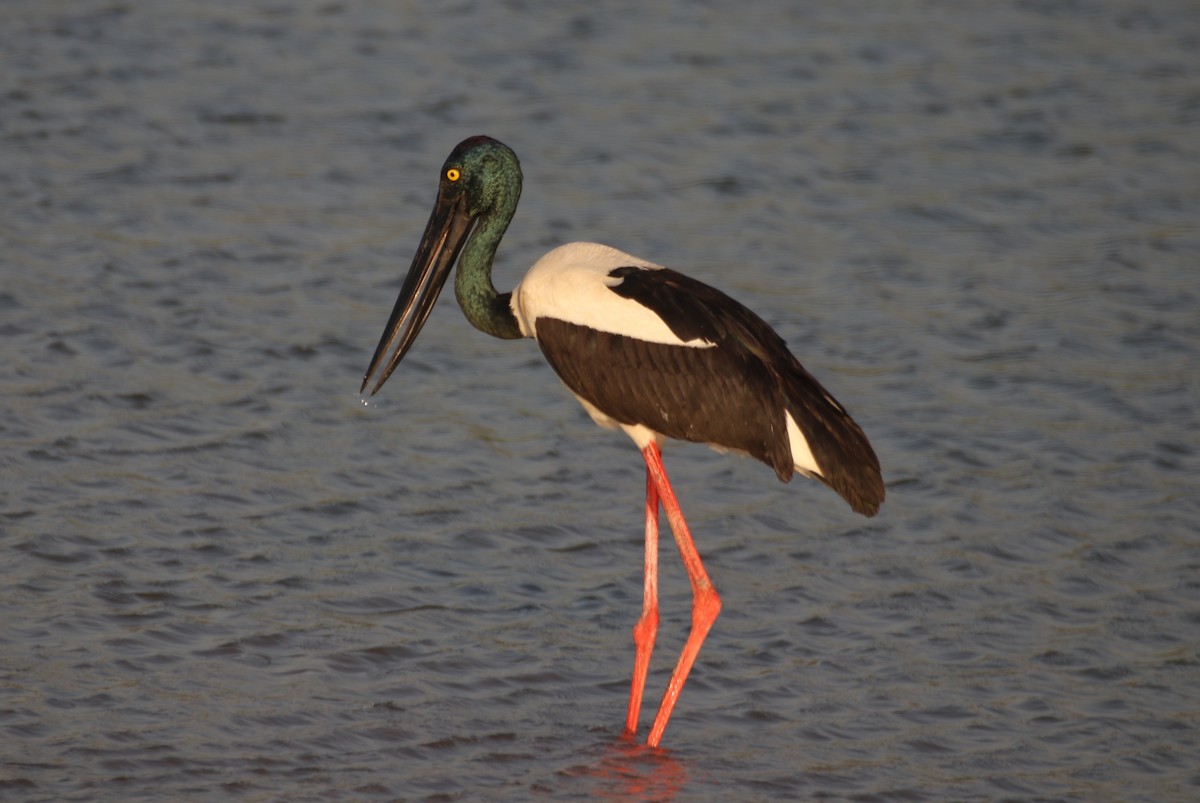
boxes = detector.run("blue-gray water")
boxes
[3,1,1198,800]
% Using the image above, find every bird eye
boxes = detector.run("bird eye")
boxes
[446,168,461,182]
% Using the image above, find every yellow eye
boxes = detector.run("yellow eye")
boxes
[446,168,461,182]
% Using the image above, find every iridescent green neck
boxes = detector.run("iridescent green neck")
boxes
[453,153,523,341]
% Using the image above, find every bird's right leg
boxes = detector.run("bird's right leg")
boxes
[642,441,721,748]
[624,465,660,736]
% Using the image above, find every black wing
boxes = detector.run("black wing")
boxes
[535,266,883,517]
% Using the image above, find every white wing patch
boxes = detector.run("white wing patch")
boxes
[786,410,823,479]
[512,242,715,348]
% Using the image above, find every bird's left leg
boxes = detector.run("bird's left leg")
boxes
[641,442,722,748]
[624,466,660,736]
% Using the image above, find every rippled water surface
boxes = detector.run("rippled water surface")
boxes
[3,1,1199,800]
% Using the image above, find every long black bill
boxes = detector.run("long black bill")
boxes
[360,191,476,396]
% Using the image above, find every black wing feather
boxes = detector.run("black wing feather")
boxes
[536,266,884,517]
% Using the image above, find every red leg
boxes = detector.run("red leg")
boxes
[641,443,722,748]
[624,466,660,736]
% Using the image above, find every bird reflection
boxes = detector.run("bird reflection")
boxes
[560,735,688,800]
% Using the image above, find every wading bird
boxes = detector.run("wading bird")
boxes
[361,136,883,748]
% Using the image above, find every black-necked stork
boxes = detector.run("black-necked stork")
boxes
[361,136,883,748]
